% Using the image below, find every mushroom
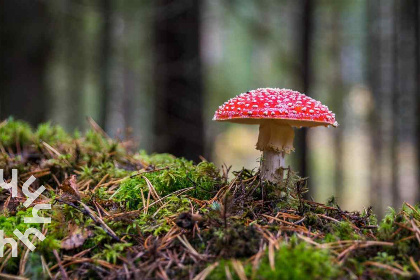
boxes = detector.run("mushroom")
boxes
[213,88,338,183]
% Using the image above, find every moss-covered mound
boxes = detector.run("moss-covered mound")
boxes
[0,118,419,279]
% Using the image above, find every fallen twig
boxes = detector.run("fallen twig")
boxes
[53,249,69,280]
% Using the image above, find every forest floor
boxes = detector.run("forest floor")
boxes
[0,119,419,279]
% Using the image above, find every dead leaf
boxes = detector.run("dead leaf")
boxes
[61,223,92,250]
[59,175,81,201]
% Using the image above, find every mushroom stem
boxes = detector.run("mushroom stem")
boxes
[256,121,295,183]
[256,121,295,153]
[261,149,286,182]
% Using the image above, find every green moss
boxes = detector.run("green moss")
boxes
[84,129,109,152]
[93,242,132,264]
[209,241,339,280]
[35,122,71,145]
[80,161,128,186]
[332,221,361,240]
[401,203,420,220]
[0,119,73,149]
[132,195,192,235]
[137,151,178,166]
[258,242,339,279]
[0,118,33,148]
[0,208,42,236]
[377,207,397,240]
[113,159,220,210]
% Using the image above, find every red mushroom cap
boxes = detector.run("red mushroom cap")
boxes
[213,88,338,127]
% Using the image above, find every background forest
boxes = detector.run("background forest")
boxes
[1,0,419,217]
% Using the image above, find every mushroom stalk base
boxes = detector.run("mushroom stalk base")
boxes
[256,121,294,183]
[261,149,286,182]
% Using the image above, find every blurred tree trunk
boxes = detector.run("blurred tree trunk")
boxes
[416,0,420,203]
[331,7,345,203]
[367,0,392,215]
[393,0,418,207]
[0,0,51,125]
[391,0,400,208]
[153,0,204,161]
[368,0,418,213]
[65,0,86,130]
[296,0,313,195]
[99,0,112,130]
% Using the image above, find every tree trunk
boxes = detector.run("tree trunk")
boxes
[0,0,51,125]
[416,0,420,203]
[367,0,415,215]
[99,0,112,130]
[391,0,399,209]
[153,0,204,161]
[295,0,313,195]
[367,0,386,215]
[65,0,86,130]
[393,0,418,207]
[330,6,345,204]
